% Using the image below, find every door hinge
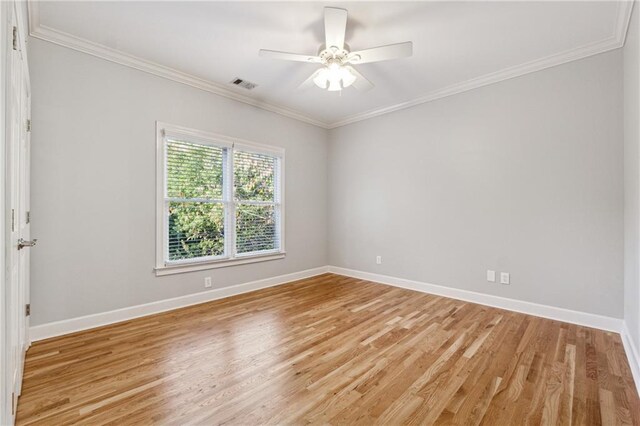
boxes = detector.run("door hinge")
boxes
[11,392,15,414]
[25,303,30,316]
[11,209,15,232]
[26,211,30,224]
[12,26,17,51]
[26,119,31,132]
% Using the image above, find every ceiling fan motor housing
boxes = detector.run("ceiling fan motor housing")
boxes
[318,44,351,65]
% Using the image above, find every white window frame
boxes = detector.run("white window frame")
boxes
[155,122,285,276]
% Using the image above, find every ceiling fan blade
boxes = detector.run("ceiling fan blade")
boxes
[259,49,322,63]
[324,7,347,50]
[345,66,374,91]
[348,42,413,64]
[298,69,322,90]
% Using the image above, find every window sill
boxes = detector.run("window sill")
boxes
[155,252,286,276]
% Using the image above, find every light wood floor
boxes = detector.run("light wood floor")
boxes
[16,273,640,425]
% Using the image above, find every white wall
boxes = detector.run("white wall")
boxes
[329,50,624,318]
[28,38,328,326]
[625,3,640,357]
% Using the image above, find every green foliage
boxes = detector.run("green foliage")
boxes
[168,202,225,260]
[234,151,275,202]
[167,140,223,199]
[166,140,278,261]
[234,151,277,254]
[236,204,276,254]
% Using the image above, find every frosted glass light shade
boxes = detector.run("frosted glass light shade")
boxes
[313,65,356,91]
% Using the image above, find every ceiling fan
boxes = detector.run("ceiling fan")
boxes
[259,7,413,92]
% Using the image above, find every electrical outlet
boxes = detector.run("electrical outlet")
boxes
[487,270,496,282]
[500,272,510,285]
[376,256,382,265]
[204,277,212,288]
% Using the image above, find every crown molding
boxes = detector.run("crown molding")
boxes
[616,0,635,44]
[28,1,634,130]
[27,3,330,129]
[329,0,634,129]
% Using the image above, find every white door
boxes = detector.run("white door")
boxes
[5,2,31,420]
[15,35,30,394]
[18,57,30,368]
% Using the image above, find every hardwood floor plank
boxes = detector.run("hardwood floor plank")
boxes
[15,274,640,425]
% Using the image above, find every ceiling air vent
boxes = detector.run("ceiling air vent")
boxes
[230,78,257,90]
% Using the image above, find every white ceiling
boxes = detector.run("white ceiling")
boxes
[29,1,632,128]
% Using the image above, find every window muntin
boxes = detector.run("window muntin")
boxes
[158,124,284,271]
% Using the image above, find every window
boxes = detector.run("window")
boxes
[156,123,284,275]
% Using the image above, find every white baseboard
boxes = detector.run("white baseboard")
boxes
[332,265,639,394]
[328,266,624,333]
[30,265,639,395]
[29,266,329,341]
[621,322,640,395]
[30,264,625,337]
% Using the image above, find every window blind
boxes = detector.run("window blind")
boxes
[161,130,283,267]
[166,139,227,262]
[234,150,281,255]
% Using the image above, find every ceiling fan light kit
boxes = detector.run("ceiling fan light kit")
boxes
[313,59,356,91]
[259,7,413,93]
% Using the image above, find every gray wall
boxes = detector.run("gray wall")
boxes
[28,38,329,325]
[30,36,627,325]
[328,50,624,318]
[625,3,640,354]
